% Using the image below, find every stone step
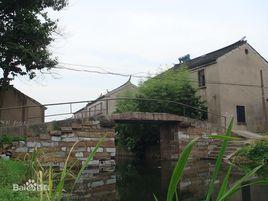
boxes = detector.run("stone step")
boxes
[60,127,73,132]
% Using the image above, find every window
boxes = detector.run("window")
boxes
[198,69,206,87]
[236,106,246,124]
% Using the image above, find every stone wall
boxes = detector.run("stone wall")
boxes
[71,166,116,200]
[159,118,245,160]
[12,120,116,168]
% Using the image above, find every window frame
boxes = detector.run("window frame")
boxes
[198,69,206,87]
[236,105,246,124]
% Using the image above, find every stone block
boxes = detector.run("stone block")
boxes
[62,137,79,142]
[91,137,114,142]
[106,178,116,185]
[88,147,104,152]
[61,133,75,138]
[0,154,10,160]
[106,148,116,153]
[19,141,26,146]
[12,142,19,146]
[88,160,99,166]
[15,147,28,153]
[83,168,100,174]
[177,131,189,139]
[49,130,61,136]
[41,141,58,147]
[51,136,61,142]
[79,137,92,141]
[61,127,73,132]
[27,142,41,148]
[74,147,86,152]
[99,159,115,166]
[75,152,84,158]
[91,180,104,188]
[61,147,67,152]
[78,157,89,161]
[92,152,110,159]
[40,135,51,140]
[47,151,66,158]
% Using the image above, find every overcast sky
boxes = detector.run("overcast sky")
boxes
[12,0,268,120]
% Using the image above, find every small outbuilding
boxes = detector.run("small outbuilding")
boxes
[0,86,45,125]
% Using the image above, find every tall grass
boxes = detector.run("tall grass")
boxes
[25,137,104,201]
[205,118,234,201]
[154,118,264,201]
[0,159,39,201]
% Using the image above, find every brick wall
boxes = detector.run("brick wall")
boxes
[71,166,116,200]
[159,118,245,161]
[13,120,116,168]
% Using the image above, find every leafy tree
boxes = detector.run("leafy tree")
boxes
[115,67,207,157]
[0,0,68,88]
[117,67,207,118]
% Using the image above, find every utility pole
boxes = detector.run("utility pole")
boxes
[260,70,268,130]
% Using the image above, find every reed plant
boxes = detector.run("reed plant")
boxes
[154,118,265,201]
[24,138,104,201]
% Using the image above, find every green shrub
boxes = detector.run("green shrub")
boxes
[236,139,268,163]
[0,135,26,147]
[247,140,268,161]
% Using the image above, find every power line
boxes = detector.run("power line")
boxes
[54,63,268,89]
[0,97,225,118]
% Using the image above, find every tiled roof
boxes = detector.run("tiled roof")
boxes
[174,39,247,69]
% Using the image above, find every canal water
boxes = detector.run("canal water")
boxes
[71,159,268,201]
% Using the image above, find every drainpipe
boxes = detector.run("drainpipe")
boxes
[260,70,268,130]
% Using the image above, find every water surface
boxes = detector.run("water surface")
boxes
[72,159,268,201]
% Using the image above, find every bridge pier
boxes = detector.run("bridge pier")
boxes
[160,124,177,160]
[112,112,226,161]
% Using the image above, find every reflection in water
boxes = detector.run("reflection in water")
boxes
[72,166,116,201]
[71,159,268,201]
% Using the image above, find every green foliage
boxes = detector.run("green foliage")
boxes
[205,118,234,201]
[0,159,39,200]
[236,139,268,163]
[0,159,28,185]
[135,68,206,118]
[166,137,199,201]
[247,140,268,162]
[0,134,26,147]
[52,121,61,131]
[115,123,160,157]
[117,67,207,118]
[0,187,39,201]
[115,67,207,156]
[0,0,68,87]
[22,139,104,201]
[116,90,138,113]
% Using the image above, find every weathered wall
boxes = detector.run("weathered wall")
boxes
[189,62,222,127]
[0,87,45,125]
[159,117,244,161]
[190,43,268,132]
[12,121,116,168]
[71,167,116,201]
[74,81,137,119]
[217,43,268,132]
